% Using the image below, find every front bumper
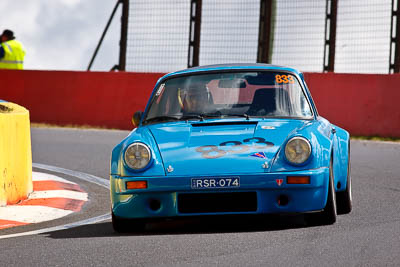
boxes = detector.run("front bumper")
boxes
[111,167,329,219]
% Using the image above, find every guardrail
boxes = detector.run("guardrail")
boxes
[0,101,33,206]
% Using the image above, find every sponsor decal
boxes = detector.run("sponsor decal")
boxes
[275,74,295,84]
[155,83,165,96]
[250,152,267,159]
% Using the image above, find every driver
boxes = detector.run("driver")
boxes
[179,85,211,114]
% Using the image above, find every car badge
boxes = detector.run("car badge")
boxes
[250,152,267,159]
[262,162,269,169]
[276,179,283,186]
[167,165,174,173]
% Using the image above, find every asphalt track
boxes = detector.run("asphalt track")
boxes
[1,127,400,266]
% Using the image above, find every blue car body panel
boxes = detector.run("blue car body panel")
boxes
[110,64,350,220]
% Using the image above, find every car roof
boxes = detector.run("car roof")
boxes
[163,63,302,79]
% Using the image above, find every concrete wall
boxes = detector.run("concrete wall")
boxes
[1,69,399,137]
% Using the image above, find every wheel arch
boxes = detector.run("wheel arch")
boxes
[331,125,350,192]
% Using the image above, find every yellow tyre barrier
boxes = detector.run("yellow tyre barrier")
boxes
[0,102,32,206]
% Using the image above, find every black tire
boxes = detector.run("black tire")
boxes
[336,146,352,214]
[307,158,337,225]
[112,211,146,233]
[112,211,128,233]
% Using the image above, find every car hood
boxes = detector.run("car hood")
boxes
[148,119,309,176]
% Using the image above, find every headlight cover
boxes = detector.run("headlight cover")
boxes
[284,136,312,165]
[124,142,152,171]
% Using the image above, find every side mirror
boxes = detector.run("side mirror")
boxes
[132,111,143,127]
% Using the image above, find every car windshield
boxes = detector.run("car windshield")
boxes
[143,71,313,124]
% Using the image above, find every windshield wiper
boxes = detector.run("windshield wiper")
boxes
[180,114,204,121]
[201,113,223,118]
[143,115,180,124]
[144,113,223,124]
[224,113,250,120]
[181,113,225,121]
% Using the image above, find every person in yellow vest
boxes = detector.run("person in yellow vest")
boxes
[0,29,26,70]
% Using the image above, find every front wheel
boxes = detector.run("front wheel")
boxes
[336,152,352,214]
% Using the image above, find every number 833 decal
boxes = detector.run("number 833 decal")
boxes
[195,137,274,159]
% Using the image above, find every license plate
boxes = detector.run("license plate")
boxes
[191,177,240,189]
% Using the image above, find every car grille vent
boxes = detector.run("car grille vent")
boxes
[178,192,257,214]
[191,121,257,127]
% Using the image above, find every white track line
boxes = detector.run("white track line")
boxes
[0,213,111,240]
[0,163,111,240]
[33,163,110,188]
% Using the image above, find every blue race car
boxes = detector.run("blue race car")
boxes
[110,63,352,232]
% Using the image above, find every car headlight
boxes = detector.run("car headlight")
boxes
[124,142,151,170]
[284,137,311,165]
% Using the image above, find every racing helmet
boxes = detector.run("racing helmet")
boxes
[178,84,212,113]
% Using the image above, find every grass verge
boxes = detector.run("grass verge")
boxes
[351,136,400,143]
[30,122,120,131]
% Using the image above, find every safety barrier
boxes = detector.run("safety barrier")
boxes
[0,69,399,137]
[0,70,162,130]
[0,102,33,206]
[304,72,400,137]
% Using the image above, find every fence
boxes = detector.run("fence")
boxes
[118,0,400,74]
